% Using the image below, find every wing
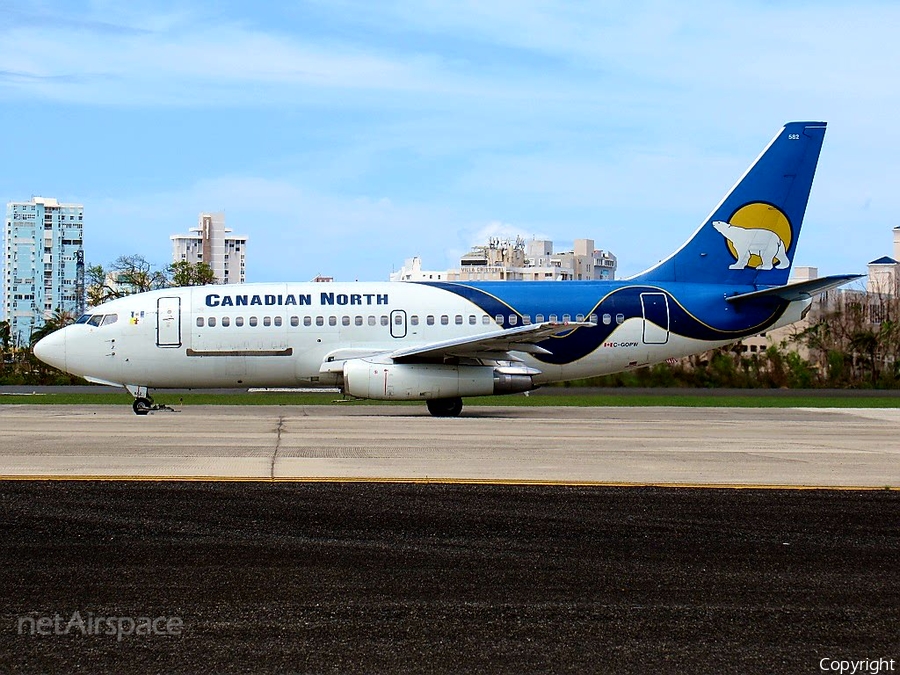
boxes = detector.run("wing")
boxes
[389,321,593,362]
[318,321,593,375]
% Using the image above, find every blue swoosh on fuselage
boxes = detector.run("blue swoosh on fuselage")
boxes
[416,281,788,364]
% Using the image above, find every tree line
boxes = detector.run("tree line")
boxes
[569,291,900,389]
[87,255,218,307]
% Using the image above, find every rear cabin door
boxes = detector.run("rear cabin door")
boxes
[157,296,182,347]
[640,292,669,345]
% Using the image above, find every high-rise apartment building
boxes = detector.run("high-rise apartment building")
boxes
[170,212,247,284]
[3,197,84,345]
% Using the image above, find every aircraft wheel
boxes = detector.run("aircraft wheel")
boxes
[426,397,463,418]
[132,397,153,415]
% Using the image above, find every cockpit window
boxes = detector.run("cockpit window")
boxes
[75,314,92,324]
[100,314,118,326]
[87,315,103,327]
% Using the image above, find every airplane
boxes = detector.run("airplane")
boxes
[34,121,860,416]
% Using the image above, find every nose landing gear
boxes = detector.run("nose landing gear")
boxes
[133,397,152,415]
[126,385,177,415]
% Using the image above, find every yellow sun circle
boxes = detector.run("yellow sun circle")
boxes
[724,203,792,268]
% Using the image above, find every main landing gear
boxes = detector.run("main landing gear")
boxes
[426,397,464,418]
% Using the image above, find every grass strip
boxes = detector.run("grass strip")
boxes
[1,391,899,408]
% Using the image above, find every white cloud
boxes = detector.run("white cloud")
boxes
[0,2,475,106]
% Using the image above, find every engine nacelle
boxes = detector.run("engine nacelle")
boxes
[492,371,535,395]
[342,360,534,400]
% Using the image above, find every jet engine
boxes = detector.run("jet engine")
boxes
[342,360,535,400]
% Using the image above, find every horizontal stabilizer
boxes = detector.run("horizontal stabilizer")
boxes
[725,274,862,304]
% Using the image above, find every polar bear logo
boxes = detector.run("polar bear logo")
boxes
[712,220,791,271]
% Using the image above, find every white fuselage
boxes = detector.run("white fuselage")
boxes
[35,281,809,395]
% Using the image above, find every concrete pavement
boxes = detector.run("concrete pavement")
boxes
[1,404,898,487]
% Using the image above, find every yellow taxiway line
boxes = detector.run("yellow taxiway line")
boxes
[0,474,895,490]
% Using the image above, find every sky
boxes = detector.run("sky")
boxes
[2,0,898,284]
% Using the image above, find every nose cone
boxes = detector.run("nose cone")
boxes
[33,328,67,372]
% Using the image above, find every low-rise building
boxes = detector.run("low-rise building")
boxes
[391,237,616,282]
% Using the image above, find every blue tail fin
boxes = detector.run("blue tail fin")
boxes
[632,121,826,285]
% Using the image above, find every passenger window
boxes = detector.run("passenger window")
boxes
[482,315,491,325]
[495,314,504,325]
[523,315,532,325]
[549,314,558,322]
[196,317,204,327]
[342,316,350,326]
[316,316,324,326]
[563,314,571,322]
[290,316,299,327]
[263,316,272,327]
[274,316,282,327]
[616,313,625,324]
[100,314,118,326]
[368,316,376,326]
[236,317,244,327]
[249,317,258,327]
[468,315,476,325]
[222,317,230,327]
[410,315,419,326]
[535,314,545,323]
[88,315,103,327]
[329,316,337,326]
[454,315,463,325]
[590,314,598,324]
[441,315,449,325]
[355,316,363,326]
[509,315,517,326]
[208,317,217,327]
[394,314,403,325]
[304,317,312,327]
[603,314,612,325]
[427,315,435,326]
[576,314,584,322]
[380,316,389,326]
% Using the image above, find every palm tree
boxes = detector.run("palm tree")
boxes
[30,308,77,346]
[849,330,881,386]
[0,320,10,351]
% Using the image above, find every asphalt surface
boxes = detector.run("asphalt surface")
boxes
[1,482,897,674]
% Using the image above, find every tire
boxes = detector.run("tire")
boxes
[426,397,463,418]
[132,397,152,415]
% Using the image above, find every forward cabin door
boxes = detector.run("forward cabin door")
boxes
[157,296,182,347]
[640,292,669,345]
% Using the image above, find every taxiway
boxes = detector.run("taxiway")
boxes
[1,404,897,487]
